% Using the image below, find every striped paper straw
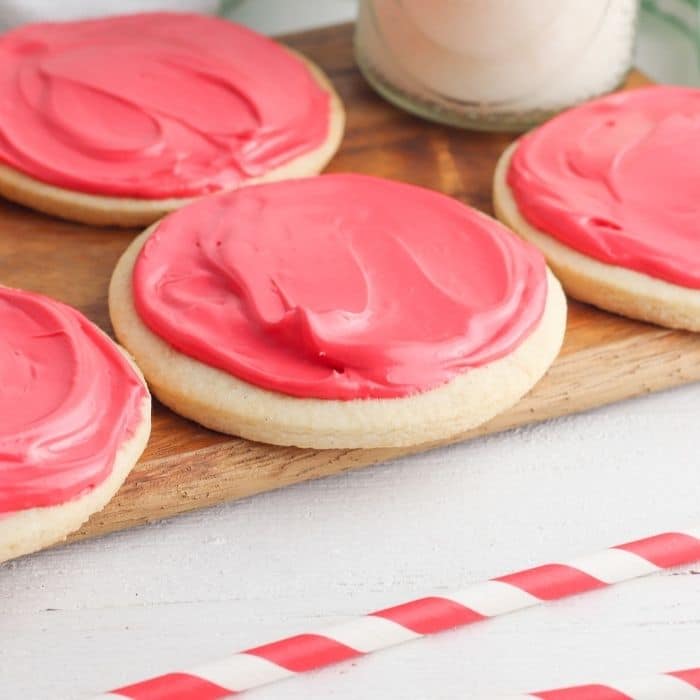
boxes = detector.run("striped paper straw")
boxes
[94,528,700,699]
[509,666,700,699]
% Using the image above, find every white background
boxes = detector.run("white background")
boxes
[1,3,699,699]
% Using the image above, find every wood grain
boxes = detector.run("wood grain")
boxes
[0,23,698,544]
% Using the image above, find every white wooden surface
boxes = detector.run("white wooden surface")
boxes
[2,5,699,699]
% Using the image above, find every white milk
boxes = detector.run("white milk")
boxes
[355,0,639,129]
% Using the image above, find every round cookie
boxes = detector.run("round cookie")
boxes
[0,287,151,563]
[0,13,344,227]
[110,174,566,449]
[493,86,700,331]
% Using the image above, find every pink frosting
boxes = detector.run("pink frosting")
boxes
[133,174,547,400]
[0,13,330,198]
[508,86,700,288]
[0,287,146,513]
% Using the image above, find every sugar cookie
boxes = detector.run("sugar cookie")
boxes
[494,86,700,331]
[0,286,151,563]
[0,13,344,227]
[110,174,565,449]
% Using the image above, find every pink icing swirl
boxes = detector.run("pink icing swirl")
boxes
[0,13,330,198]
[508,86,700,289]
[133,174,547,400]
[0,287,146,513]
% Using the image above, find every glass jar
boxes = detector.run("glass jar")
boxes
[355,0,640,131]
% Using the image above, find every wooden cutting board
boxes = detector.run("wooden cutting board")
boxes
[1,23,699,545]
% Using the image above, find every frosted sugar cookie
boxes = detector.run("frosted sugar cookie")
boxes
[494,86,700,331]
[0,287,151,563]
[0,13,344,226]
[110,174,565,449]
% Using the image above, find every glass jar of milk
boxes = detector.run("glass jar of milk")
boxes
[355,0,639,131]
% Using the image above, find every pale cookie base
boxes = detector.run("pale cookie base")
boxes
[0,51,345,228]
[109,224,567,449]
[494,142,700,332]
[0,351,151,564]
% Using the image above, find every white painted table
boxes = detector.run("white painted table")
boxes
[2,5,699,699]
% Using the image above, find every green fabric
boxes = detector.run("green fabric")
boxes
[642,0,699,41]
[218,0,247,16]
[640,0,700,84]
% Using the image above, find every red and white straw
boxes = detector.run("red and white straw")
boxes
[508,666,700,699]
[92,528,700,700]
